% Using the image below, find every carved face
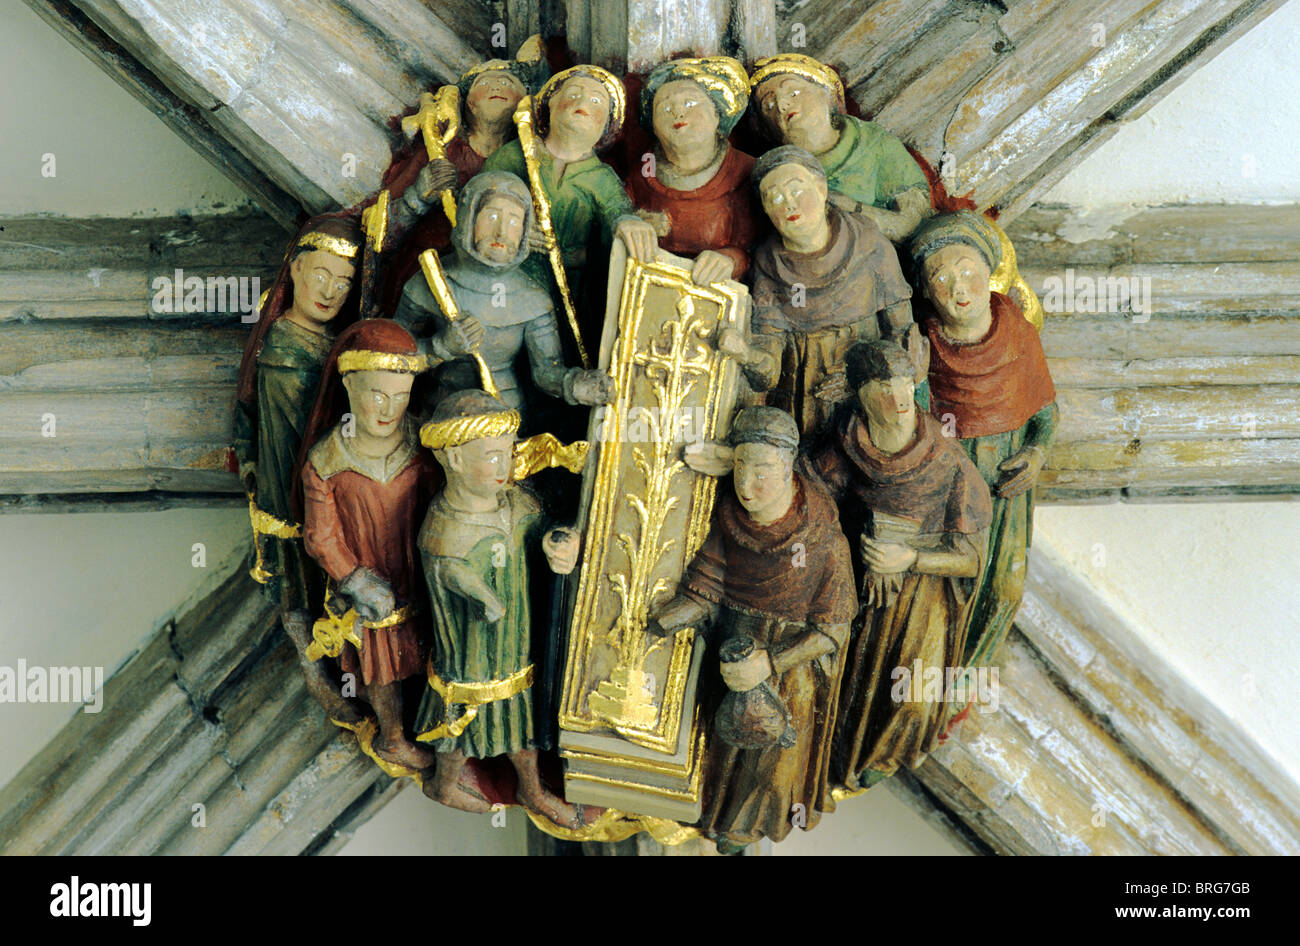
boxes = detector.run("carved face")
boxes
[289,248,355,328]
[754,75,832,143]
[857,374,916,438]
[472,193,527,263]
[446,434,516,499]
[342,370,414,441]
[549,76,610,150]
[733,442,794,523]
[759,163,828,243]
[652,79,719,152]
[466,71,525,126]
[922,244,992,334]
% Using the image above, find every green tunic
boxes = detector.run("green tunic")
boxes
[817,115,928,211]
[236,318,333,611]
[959,402,1059,667]
[481,139,635,299]
[414,488,542,758]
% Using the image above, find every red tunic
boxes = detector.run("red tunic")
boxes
[301,425,436,686]
[625,145,762,280]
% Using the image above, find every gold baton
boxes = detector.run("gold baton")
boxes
[401,87,461,226]
[512,95,591,368]
[418,249,500,399]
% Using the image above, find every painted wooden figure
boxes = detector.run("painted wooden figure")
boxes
[413,389,584,829]
[748,53,931,242]
[653,407,856,851]
[717,146,916,439]
[298,320,437,769]
[908,211,1058,669]
[393,171,614,421]
[233,215,362,722]
[807,339,992,787]
[483,64,660,348]
[626,56,761,283]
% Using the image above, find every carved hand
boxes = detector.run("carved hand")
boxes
[826,190,858,213]
[636,209,671,238]
[716,327,755,366]
[472,589,506,624]
[542,527,581,576]
[683,441,735,476]
[720,649,773,692]
[811,370,849,404]
[856,188,932,243]
[418,158,459,198]
[690,250,733,286]
[526,227,552,254]
[615,217,659,262]
[239,461,257,496]
[645,595,701,639]
[435,315,484,357]
[338,566,396,623]
[568,368,616,406]
[860,535,918,575]
[995,445,1047,498]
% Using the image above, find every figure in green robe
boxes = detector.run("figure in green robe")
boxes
[908,212,1059,671]
[482,64,658,350]
[413,389,586,829]
[749,53,931,243]
[233,215,362,722]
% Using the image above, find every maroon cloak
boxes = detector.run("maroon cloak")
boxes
[624,144,762,280]
[921,292,1056,439]
[681,473,857,844]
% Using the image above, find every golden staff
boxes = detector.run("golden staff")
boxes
[418,249,500,398]
[512,95,591,368]
[401,86,461,226]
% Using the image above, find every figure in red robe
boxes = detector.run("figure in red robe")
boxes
[624,56,762,283]
[297,319,439,769]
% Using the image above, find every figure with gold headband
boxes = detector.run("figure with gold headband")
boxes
[233,214,363,723]
[483,64,660,351]
[413,390,585,829]
[297,320,438,770]
[372,42,550,315]
[749,53,931,243]
[907,212,1058,672]
[626,56,762,283]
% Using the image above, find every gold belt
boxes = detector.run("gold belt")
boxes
[416,663,534,741]
[305,587,418,662]
[246,497,302,584]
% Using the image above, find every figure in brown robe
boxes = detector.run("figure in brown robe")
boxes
[716,147,915,440]
[650,407,856,851]
[807,340,991,789]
